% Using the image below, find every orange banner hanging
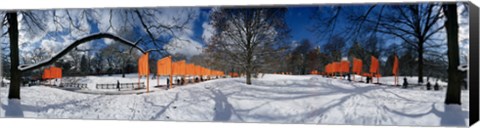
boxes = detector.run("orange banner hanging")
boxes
[370,56,381,83]
[200,66,206,76]
[205,68,211,76]
[51,66,62,78]
[186,64,195,76]
[42,66,63,80]
[340,61,350,73]
[194,65,202,76]
[392,55,399,75]
[352,58,363,75]
[138,53,150,77]
[157,56,172,76]
[393,55,399,85]
[172,60,186,76]
[42,68,51,80]
[333,62,340,73]
[370,56,379,74]
[179,60,186,75]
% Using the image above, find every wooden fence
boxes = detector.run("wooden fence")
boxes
[96,82,145,89]
[60,83,88,88]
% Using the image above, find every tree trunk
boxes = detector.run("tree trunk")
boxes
[7,12,21,99]
[418,43,424,84]
[246,69,252,85]
[122,60,126,78]
[246,49,253,85]
[444,4,461,105]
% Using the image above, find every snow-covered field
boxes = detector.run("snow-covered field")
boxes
[0,74,469,127]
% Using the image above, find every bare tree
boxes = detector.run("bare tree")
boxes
[323,35,346,62]
[311,4,446,84]
[365,4,445,83]
[5,12,20,99]
[443,3,462,105]
[289,39,312,74]
[206,8,289,85]
[1,7,197,99]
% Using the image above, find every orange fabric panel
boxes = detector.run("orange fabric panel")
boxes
[230,72,239,77]
[220,71,224,76]
[370,56,379,73]
[171,62,175,75]
[200,66,205,75]
[51,67,62,78]
[194,65,202,76]
[172,62,178,75]
[42,68,51,79]
[205,68,211,76]
[186,63,195,75]
[393,55,399,75]
[179,60,186,75]
[332,62,340,73]
[156,56,172,76]
[43,66,63,79]
[172,60,186,75]
[352,58,363,75]
[340,61,350,73]
[352,59,358,74]
[138,53,150,77]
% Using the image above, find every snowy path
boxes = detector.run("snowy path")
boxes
[0,74,469,126]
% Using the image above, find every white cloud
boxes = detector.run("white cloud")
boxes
[164,36,203,58]
[14,8,202,62]
[202,21,215,43]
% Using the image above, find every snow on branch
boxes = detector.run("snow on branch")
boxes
[18,32,150,72]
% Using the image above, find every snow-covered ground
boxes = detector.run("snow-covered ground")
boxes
[0,74,469,127]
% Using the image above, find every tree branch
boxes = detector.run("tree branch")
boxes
[18,33,149,72]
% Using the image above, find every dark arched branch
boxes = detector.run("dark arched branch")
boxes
[145,49,160,54]
[128,38,145,55]
[18,32,148,72]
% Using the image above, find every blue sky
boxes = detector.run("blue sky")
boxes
[284,6,319,45]
[10,4,469,64]
[190,6,321,47]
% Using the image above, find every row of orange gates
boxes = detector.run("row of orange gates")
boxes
[310,56,399,85]
[41,53,226,93]
[139,53,225,92]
